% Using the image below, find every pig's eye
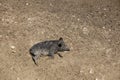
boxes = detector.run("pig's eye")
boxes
[58,44,62,47]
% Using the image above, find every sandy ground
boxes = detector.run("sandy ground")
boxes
[0,0,120,80]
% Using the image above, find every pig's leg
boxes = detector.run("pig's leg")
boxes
[48,46,58,59]
[48,52,54,59]
[57,53,63,58]
[32,52,40,65]
[32,55,39,65]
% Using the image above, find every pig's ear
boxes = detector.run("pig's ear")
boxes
[58,37,63,47]
[59,37,63,41]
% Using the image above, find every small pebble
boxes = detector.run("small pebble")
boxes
[41,29,45,34]
[2,18,4,21]
[72,15,75,18]
[95,78,99,80]
[89,68,94,74]
[50,3,53,7]
[103,8,107,10]
[83,27,89,35]
[14,22,18,24]
[11,45,15,49]
[108,29,111,31]
[0,35,2,38]
[17,77,20,80]
[77,18,80,21]
[27,18,31,20]
[26,3,29,5]
[108,39,111,42]
[102,26,105,29]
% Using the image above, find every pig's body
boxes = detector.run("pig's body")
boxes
[29,37,70,65]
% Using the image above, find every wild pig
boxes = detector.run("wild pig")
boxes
[29,37,70,65]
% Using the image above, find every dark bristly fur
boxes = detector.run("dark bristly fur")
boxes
[29,37,70,65]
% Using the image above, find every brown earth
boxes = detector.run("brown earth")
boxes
[0,0,120,80]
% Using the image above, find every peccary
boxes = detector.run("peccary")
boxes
[29,37,70,65]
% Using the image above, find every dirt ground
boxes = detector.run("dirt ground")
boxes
[0,0,120,80]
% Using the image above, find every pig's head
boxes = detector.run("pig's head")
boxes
[57,37,70,52]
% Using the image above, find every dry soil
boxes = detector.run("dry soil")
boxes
[0,0,120,80]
